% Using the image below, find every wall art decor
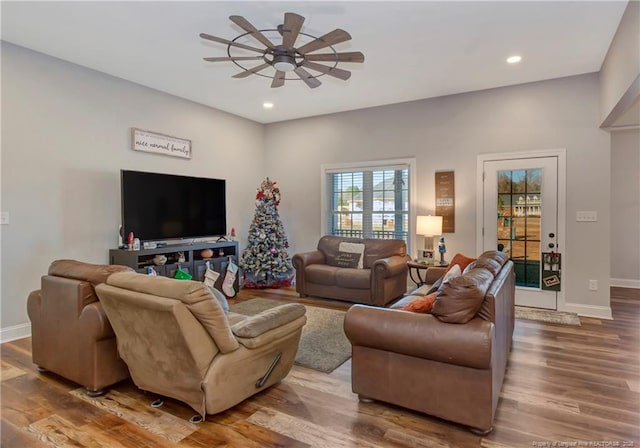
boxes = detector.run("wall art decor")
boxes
[435,171,455,233]
[131,128,192,159]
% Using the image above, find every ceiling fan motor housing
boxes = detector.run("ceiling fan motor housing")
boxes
[272,53,297,72]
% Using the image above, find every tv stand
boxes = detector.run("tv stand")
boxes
[109,241,240,293]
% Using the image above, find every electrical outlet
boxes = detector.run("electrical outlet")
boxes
[0,212,9,225]
[588,280,598,291]
[576,211,598,222]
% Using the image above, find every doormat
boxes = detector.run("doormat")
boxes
[515,306,581,326]
[230,298,351,373]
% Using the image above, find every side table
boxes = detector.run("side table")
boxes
[407,260,449,287]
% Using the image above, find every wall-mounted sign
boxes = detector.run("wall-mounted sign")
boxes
[435,171,455,233]
[131,128,192,159]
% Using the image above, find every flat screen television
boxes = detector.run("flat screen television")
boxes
[121,170,226,242]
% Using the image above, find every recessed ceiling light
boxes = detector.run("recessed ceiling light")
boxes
[263,102,274,109]
[507,55,522,64]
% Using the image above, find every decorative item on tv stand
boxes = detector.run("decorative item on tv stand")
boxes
[416,215,443,265]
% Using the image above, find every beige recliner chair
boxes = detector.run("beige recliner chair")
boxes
[95,272,306,420]
[27,260,133,396]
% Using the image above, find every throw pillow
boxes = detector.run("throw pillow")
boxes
[400,292,437,313]
[338,242,366,269]
[432,268,494,324]
[328,251,361,269]
[440,263,462,285]
[447,253,476,274]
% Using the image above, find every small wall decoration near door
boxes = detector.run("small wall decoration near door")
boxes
[132,128,192,159]
[541,252,561,291]
[435,171,455,233]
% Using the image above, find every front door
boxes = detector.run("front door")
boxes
[480,155,560,309]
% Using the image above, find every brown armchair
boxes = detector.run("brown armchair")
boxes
[293,235,410,306]
[95,272,306,419]
[27,260,133,396]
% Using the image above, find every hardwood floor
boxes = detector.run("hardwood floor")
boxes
[2,286,638,447]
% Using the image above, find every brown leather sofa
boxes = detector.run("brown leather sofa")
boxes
[27,260,133,396]
[95,272,307,419]
[292,235,410,306]
[344,251,515,434]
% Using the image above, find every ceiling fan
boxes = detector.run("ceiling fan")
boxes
[200,12,364,89]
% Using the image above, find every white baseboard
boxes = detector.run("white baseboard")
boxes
[562,303,612,320]
[1,323,31,343]
[610,278,640,289]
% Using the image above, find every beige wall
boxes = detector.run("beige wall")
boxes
[265,74,612,317]
[610,129,640,285]
[1,43,265,336]
[599,0,640,126]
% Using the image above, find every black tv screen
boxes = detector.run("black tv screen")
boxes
[121,170,226,242]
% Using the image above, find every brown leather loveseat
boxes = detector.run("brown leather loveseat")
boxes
[27,260,133,396]
[292,235,410,306]
[344,251,515,434]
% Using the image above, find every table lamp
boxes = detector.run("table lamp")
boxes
[416,215,443,263]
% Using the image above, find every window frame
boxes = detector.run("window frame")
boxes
[320,158,417,255]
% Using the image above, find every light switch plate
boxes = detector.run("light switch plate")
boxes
[0,212,9,225]
[576,211,597,222]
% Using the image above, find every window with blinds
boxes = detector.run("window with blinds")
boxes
[326,166,409,241]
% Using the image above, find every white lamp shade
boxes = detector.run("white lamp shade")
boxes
[416,215,443,236]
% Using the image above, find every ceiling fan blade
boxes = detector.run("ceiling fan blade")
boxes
[232,63,271,79]
[296,29,351,55]
[271,71,286,88]
[282,12,305,48]
[200,33,265,54]
[301,61,351,80]
[203,56,264,62]
[229,15,276,50]
[294,66,321,88]
[304,51,365,63]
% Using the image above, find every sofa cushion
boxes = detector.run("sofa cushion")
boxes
[432,268,494,324]
[399,292,437,313]
[327,250,362,269]
[335,268,370,289]
[473,250,508,276]
[305,264,338,285]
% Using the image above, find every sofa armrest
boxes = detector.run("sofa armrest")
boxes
[372,255,410,278]
[232,304,307,348]
[292,250,325,268]
[344,305,493,369]
[26,290,42,323]
[78,301,117,341]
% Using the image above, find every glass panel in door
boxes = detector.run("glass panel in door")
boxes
[496,168,542,288]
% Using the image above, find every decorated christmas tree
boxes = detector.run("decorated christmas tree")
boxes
[240,178,294,288]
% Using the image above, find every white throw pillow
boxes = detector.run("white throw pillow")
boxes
[338,242,366,269]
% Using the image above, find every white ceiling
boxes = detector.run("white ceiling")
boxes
[1,1,628,124]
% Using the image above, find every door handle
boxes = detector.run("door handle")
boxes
[548,243,555,248]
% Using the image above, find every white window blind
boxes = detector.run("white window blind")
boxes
[325,164,409,241]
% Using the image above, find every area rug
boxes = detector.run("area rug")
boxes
[230,298,351,373]
[515,306,581,326]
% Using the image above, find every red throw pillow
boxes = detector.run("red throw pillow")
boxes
[400,292,437,313]
[447,253,476,274]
